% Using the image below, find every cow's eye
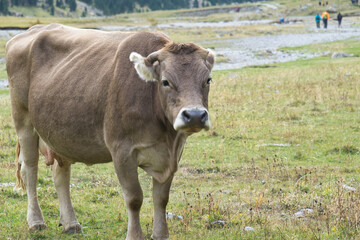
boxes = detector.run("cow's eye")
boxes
[162,80,170,87]
[206,77,212,85]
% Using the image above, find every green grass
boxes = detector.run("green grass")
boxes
[1,36,360,239]
[10,6,52,18]
[280,37,360,57]
[1,3,360,238]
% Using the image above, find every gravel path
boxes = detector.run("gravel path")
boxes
[206,18,360,70]
[211,29,360,70]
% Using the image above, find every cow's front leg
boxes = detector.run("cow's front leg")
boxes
[152,176,173,240]
[52,160,81,233]
[113,154,144,240]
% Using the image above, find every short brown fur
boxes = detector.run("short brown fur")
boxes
[6,23,214,239]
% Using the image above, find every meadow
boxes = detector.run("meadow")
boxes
[1,1,360,239]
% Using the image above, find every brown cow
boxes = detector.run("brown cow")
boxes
[6,24,214,239]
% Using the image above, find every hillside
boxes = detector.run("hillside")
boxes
[0,0,266,17]
[0,0,359,19]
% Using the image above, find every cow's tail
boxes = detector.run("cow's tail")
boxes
[14,139,26,191]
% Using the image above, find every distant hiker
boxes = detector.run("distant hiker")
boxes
[326,1,328,5]
[337,12,343,28]
[315,14,321,28]
[280,17,284,24]
[319,1,321,6]
[322,11,330,29]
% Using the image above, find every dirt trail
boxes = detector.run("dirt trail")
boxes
[206,17,360,70]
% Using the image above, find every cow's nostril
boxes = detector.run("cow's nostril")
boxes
[200,111,208,123]
[182,110,191,122]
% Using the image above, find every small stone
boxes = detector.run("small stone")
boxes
[294,208,313,218]
[166,212,174,219]
[210,220,226,228]
[261,180,266,184]
[0,182,16,188]
[177,215,183,220]
[343,184,356,192]
[294,211,304,217]
[332,52,354,58]
[244,226,255,231]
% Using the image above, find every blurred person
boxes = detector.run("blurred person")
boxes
[322,11,330,29]
[319,1,321,6]
[315,14,321,28]
[337,12,343,28]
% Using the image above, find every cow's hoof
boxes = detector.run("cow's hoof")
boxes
[62,223,82,234]
[29,222,47,231]
[151,235,169,240]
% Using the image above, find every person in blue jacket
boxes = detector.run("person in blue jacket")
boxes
[315,14,321,28]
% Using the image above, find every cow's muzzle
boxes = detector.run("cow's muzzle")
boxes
[173,107,210,133]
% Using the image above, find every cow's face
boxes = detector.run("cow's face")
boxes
[130,43,215,133]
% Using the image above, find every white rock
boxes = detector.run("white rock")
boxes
[211,220,226,227]
[343,184,356,192]
[294,208,313,217]
[0,182,16,188]
[244,226,255,231]
[166,212,174,219]
[332,52,354,58]
[294,211,304,217]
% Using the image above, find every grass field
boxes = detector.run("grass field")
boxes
[1,0,360,238]
[0,33,360,239]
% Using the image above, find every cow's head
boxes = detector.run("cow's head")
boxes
[130,42,215,133]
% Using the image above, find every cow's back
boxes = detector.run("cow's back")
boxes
[6,23,131,109]
[6,24,133,163]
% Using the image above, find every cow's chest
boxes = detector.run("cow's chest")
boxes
[134,138,185,183]
[136,142,170,172]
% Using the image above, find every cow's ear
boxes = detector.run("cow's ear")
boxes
[129,52,159,82]
[205,49,215,70]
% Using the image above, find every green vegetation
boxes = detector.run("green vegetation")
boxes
[1,25,360,238]
[0,0,358,18]
[280,37,360,57]
[1,1,360,238]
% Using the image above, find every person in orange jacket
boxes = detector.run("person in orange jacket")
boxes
[322,11,330,29]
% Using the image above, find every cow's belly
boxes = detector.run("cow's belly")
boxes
[29,93,112,164]
[36,127,112,164]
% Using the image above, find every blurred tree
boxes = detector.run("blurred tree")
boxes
[0,0,9,15]
[56,0,64,8]
[68,0,76,11]
[7,0,259,16]
[11,0,38,6]
[81,6,87,17]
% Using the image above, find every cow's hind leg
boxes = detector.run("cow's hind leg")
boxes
[51,160,81,233]
[17,128,46,230]
[151,176,173,240]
